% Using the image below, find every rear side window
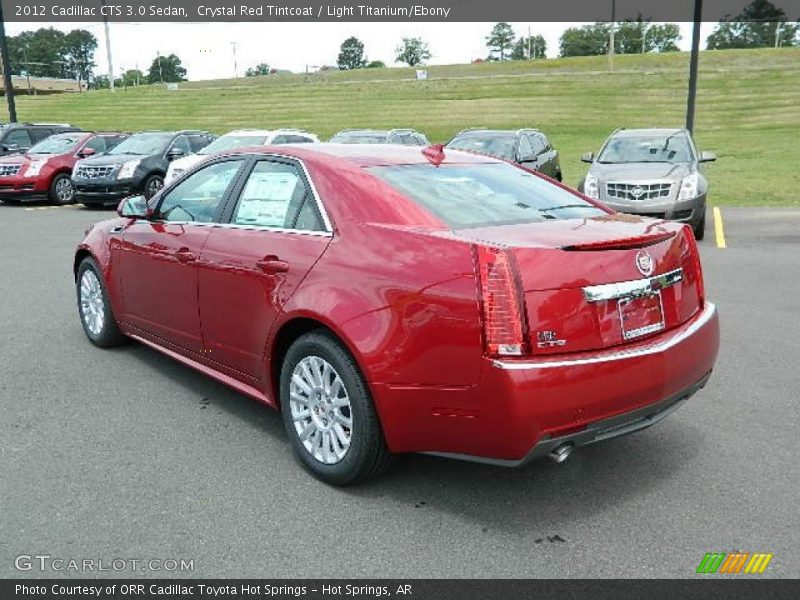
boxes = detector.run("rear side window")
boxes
[368,163,606,229]
[231,160,309,228]
[189,134,213,152]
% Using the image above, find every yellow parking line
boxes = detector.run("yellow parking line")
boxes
[713,206,727,249]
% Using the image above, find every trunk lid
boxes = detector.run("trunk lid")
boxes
[457,214,704,355]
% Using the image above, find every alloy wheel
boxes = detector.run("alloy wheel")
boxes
[289,356,353,465]
[56,177,74,203]
[79,270,105,336]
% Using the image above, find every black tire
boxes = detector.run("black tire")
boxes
[143,174,164,199]
[280,331,392,485]
[76,257,127,347]
[49,173,75,205]
[694,213,706,241]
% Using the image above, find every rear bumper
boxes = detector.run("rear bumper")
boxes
[373,302,719,462]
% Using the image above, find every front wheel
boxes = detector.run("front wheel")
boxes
[280,331,392,485]
[694,213,706,241]
[50,173,75,205]
[76,258,127,347]
[143,174,164,199]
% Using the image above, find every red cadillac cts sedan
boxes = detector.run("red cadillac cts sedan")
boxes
[74,144,719,484]
[0,131,127,205]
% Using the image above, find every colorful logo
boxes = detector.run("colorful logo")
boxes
[696,552,773,574]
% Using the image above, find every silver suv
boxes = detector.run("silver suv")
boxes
[578,128,716,240]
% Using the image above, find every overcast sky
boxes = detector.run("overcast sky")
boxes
[7,21,718,81]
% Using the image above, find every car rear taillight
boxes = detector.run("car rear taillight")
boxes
[473,245,529,357]
[682,225,705,308]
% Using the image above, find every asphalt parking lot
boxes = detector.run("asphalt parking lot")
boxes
[1,203,798,579]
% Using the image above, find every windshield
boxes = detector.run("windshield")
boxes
[28,135,84,155]
[330,132,387,144]
[448,134,517,161]
[598,134,694,163]
[369,163,606,228]
[199,134,268,155]
[108,132,173,156]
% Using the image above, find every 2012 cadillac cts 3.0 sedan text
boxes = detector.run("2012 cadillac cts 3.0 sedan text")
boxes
[73,144,720,484]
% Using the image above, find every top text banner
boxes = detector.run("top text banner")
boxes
[3,0,799,23]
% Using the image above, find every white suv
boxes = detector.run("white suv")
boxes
[165,129,319,183]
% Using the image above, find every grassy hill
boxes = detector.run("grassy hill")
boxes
[11,48,800,206]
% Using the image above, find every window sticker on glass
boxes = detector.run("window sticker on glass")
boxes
[235,171,300,227]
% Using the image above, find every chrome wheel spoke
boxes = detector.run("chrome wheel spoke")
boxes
[79,270,105,336]
[290,355,352,465]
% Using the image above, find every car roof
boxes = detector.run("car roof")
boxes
[223,129,315,137]
[611,128,686,138]
[225,142,502,167]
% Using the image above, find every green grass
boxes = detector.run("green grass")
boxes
[12,47,800,206]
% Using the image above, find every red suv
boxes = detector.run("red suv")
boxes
[0,132,127,205]
[73,144,719,484]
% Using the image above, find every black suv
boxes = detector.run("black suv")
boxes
[73,130,215,206]
[329,129,430,146]
[446,128,562,180]
[0,123,81,156]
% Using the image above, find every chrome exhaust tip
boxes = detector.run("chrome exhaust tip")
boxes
[548,443,574,464]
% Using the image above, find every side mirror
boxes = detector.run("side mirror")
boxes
[117,195,151,219]
[78,147,96,158]
[581,152,594,163]
[699,151,717,163]
[166,147,185,160]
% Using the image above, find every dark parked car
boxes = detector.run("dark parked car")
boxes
[0,131,127,204]
[74,144,718,485]
[0,123,81,156]
[73,130,215,206]
[577,128,716,240]
[446,128,562,180]
[329,129,429,146]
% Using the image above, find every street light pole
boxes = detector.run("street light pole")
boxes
[685,0,703,134]
[101,0,115,92]
[0,2,17,122]
[231,42,238,78]
[608,0,616,72]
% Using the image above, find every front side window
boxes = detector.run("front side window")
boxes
[528,134,547,155]
[156,159,242,223]
[231,161,309,229]
[369,163,606,229]
[169,136,192,155]
[598,133,694,164]
[517,135,533,160]
[83,136,108,154]
[5,129,33,148]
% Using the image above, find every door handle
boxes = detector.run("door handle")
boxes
[256,255,289,274]
[175,247,198,263]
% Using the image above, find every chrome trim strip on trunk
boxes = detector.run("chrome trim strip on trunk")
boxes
[583,268,683,303]
[492,302,716,371]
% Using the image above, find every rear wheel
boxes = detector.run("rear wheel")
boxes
[143,174,164,199]
[694,213,706,241]
[76,257,126,347]
[280,331,392,485]
[49,173,75,205]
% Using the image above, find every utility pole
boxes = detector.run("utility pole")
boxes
[527,26,531,59]
[157,51,163,83]
[0,2,17,122]
[231,42,239,78]
[775,21,781,48]
[101,0,115,92]
[608,0,616,72]
[686,0,703,134]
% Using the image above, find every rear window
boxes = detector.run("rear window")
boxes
[330,132,387,144]
[368,163,606,228]
[448,133,517,161]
